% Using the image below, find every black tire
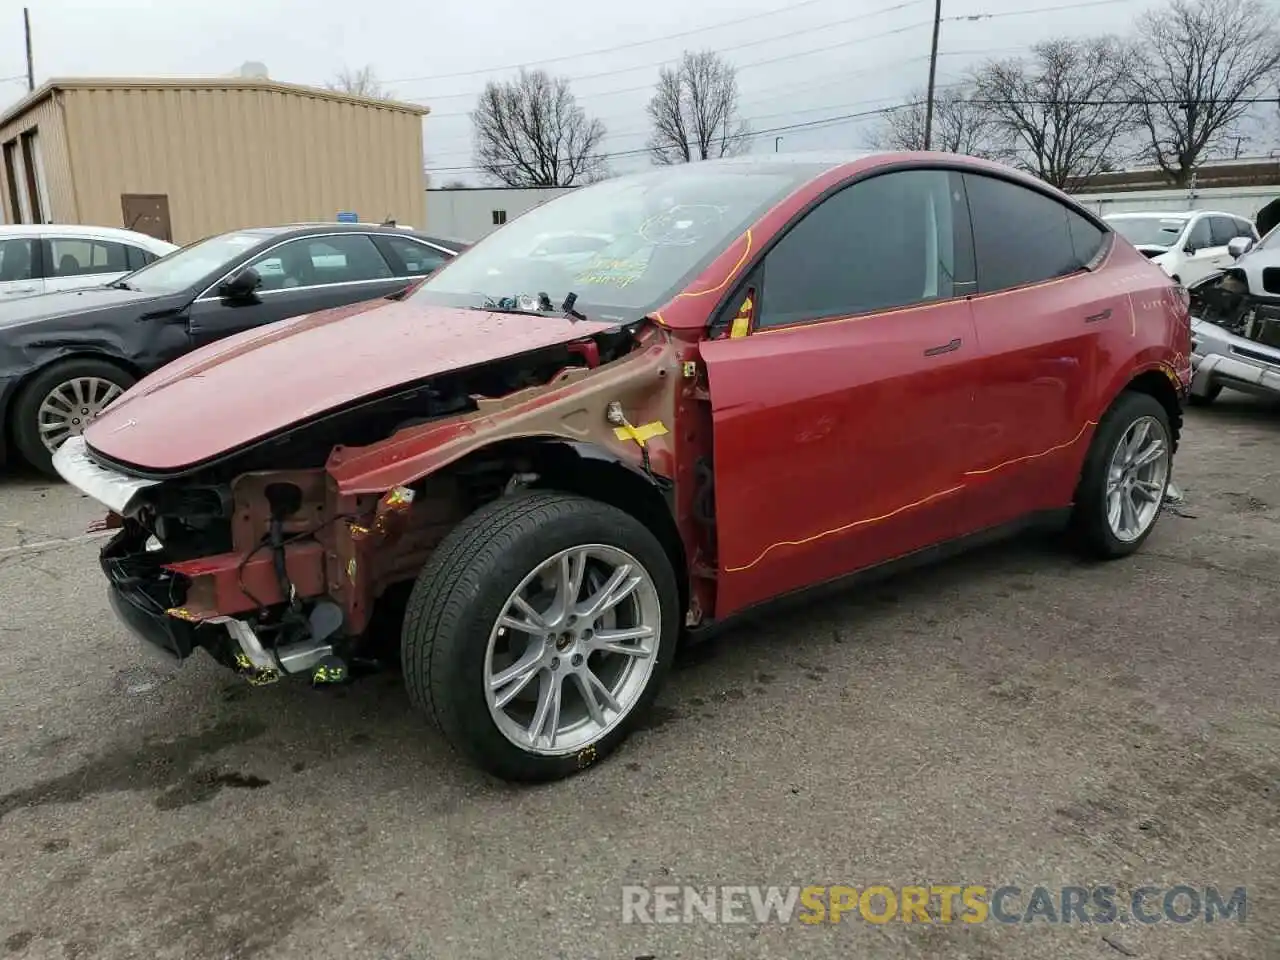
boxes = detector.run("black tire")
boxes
[1069,391,1172,560]
[1187,384,1221,406]
[12,357,136,476]
[401,490,680,782]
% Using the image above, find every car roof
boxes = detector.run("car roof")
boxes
[221,223,463,247]
[0,222,176,245]
[1105,211,1192,220]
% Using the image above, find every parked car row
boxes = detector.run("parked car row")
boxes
[48,151,1192,782]
[0,222,466,474]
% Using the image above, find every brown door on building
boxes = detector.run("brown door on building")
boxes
[121,194,172,243]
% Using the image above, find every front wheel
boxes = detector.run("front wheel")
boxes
[12,357,136,476]
[1069,391,1173,559]
[401,491,680,782]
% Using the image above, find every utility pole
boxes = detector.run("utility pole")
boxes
[922,0,942,150]
[23,8,33,92]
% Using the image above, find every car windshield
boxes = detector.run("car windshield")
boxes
[412,165,815,322]
[1254,222,1280,253]
[115,231,269,294]
[1108,216,1187,248]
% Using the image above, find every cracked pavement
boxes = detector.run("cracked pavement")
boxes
[0,394,1277,960]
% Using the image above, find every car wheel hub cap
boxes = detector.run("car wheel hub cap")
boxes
[37,377,124,453]
[1105,414,1170,543]
[484,544,661,756]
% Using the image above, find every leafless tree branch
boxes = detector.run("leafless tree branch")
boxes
[864,86,997,156]
[646,50,751,164]
[327,66,389,99]
[1126,0,1280,185]
[470,69,609,187]
[970,37,1138,188]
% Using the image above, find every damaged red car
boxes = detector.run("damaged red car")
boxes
[55,152,1192,782]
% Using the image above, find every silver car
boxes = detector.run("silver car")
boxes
[1187,224,1280,405]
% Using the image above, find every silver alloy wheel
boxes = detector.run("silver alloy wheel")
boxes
[484,544,662,756]
[37,377,124,453]
[1105,414,1170,542]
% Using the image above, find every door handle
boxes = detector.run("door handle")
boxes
[923,338,961,356]
[1084,308,1112,323]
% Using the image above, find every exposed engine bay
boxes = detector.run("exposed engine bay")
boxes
[1189,266,1280,348]
[85,321,686,688]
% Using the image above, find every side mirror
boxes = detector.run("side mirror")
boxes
[1227,236,1254,259]
[218,266,261,300]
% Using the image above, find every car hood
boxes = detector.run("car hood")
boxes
[0,285,164,329]
[83,296,621,473]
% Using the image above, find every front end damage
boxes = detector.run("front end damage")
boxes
[1187,267,1280,400]
[60,323,702,686]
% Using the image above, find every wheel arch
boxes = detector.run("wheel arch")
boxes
[5,350,142,454]
[1118,367,1182,454]
[433,436,690,630]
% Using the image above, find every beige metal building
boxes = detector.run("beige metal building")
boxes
[0,77,429,244]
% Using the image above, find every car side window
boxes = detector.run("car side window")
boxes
[125,245,157,271]
[0,238,36,282]
[248,234,394,292]
[756,168,973,328]
[380,235,448,276]
[963,173,1089,293]
[46,238,130,277]
[1233,217,1256,239]
[1185,218,1212,251]
[1209,217,1237,247]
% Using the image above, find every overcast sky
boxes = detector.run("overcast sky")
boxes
[0,0,1264,184]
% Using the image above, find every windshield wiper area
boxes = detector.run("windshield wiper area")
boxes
[108,279,134,291]
[477,291,588,322]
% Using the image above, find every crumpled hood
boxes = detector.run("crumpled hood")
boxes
[84,295,619,472]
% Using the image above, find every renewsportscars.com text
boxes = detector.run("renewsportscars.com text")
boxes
[621,884,1247,925]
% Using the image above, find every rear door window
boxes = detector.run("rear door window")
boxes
[377,235,449,276]
[46,238,130,277]
[963,173,1089,293]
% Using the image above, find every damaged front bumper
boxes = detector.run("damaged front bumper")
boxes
[1190,317,1280,400]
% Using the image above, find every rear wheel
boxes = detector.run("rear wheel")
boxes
[13,357,135,476]
[1069,391,1172,559]
[401,491,679,782]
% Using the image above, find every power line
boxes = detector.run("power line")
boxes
[426,103,911,174]
[394,1,931,102]
[943,0,1139,21]
[382,0,906,85]
[425,95,1280,175]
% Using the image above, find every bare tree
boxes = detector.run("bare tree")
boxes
[971,37,1136,188]
[865,86,995,156]
[327,66,388,99]
[471,69,608,186]
[1126,0,1280,186]
[646,50,751,164]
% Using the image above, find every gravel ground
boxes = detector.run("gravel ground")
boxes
[0,394,1277,960]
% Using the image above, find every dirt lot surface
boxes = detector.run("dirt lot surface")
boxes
[1,395,1277,960]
